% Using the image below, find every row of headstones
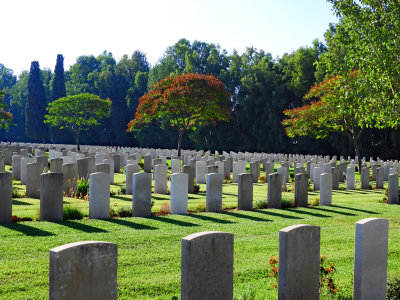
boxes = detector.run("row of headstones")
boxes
[48,217,388,300]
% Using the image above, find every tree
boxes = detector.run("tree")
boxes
[128,73,231,156]
[0,90,13,128]
[326,0,400,124]
[282,70,372,169]
[50,54,71,143]
[44,93,111,150]
[26,61,49,142]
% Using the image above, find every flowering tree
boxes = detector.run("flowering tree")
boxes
[282,70,376,165]
[128,73,231,156]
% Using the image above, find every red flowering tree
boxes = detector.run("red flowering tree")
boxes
[127,73,231,156]
[0,90,13,129]
[282,70,379,165]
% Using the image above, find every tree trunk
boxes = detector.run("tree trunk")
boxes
[75,130,80,151]
[351,136,362,173]
[177,130,184,157]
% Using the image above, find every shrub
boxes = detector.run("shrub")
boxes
[259,175,266,183]
[138,161,144,170]
[119,186,126,195]
[254,200,268,209]
[11,215,32,222]
[117,206,132,218]
[158,202,170,215]
[76,178,89,198]
[63,206,85,220]
[281,196,294,209]
[193,184,200,193]
[189,202,206,213]
[387,276,400,299]
[12,188,26,198]
[311,197,320,206]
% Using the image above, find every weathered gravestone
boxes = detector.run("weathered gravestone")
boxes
[353,218,388,300]
[132,172,152,217]
[294,173,308,207]
[206,173,224,212]
[278,224,320,300]
[268,173,282,209]
[154,164,168,194]
[170,173,188,215]
[182,165,194,193]
[126,164,140,195]
[26,162,41,199]
[49,241,117,300]
[181,231,233,300]
[238,173,253,210]
[40,172,63,221]
[89,172,110,219]
[0,173,12,223]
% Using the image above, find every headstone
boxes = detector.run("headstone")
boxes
[170,173,188,214]
[181,231,233,300]
[238,173,253,210]
[206,173,223,212]
[154,164,168,194]
[132,172,152,217]
[40,172,63,221]
[95,163,110,175]
[0,173,12,223]
[361,167,370,189]
[182,165,195,193]
[89,172,110,219]
[49,241,117,300]
[111,154,121,173]
[26,162,41,199]
[320,173,332,206]
[294,173,308,207]
[77,157,90,179]
[376,167,384,189]
[12,154,22,180]
[312,165,321,191]
[171,158,181,174]
[215,161,224,175]
[267,173,282,209]
[62,163,79,195]
[233,160,246,183]
[249,161,260,183]
[264,161,275,175]
[196,161,206,184]
[353,218,388,300]
[126,164,140,195]
[278,224,320,299]
[388,173,398,204]
[346,166,356,190]
[50,158,63,173]
[332,167,339,190]
[103,159,114,184]
[2,148,12,165]
[223,160,230,179]
[143,155,152,173]
[36,155,48,172]
[20,157,35,185]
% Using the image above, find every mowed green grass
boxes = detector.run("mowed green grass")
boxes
[1,164,399,299]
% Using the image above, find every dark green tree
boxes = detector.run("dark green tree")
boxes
[25,61,49,142]
[50,54,71,143]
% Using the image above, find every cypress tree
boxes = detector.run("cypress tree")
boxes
[25,61,49,142]
[50,54,72,143]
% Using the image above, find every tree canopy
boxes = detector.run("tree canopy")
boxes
[44,93,111,150]
[128,73,231,155]
[0,90,13,129]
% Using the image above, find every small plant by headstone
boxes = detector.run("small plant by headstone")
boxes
[311,197,320,206]
[387,276,400,299]
[254,200,268,209]
[63,206,84,220]
[193,184,200,193]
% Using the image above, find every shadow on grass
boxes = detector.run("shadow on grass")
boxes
[252,209,303,219]
[220,211,271,222]
[331,205,379,215]
[0,223,54,236]
[222,192,237,197]
[286,208,331,218]
[103,218,157,230]
[189,214,235,224]
[111,195,131,201]
[315,207,356,216]
[12,199,33,205]
[150,216,199,227]
[152,195,169,201]
[51,221,108,233]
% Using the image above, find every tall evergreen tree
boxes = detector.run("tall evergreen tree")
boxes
[25,61,49,142]
[50,54,71,143]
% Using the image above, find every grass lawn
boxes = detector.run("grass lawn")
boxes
[0,163,399,299]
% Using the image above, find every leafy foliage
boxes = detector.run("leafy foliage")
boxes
[128,73,231,155]
[44,93,111,149]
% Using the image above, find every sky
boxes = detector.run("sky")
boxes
[1,0,338,76]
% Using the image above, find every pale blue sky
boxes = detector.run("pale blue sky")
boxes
[1,0,338,76]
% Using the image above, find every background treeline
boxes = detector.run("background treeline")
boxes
[1,38,399,158]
